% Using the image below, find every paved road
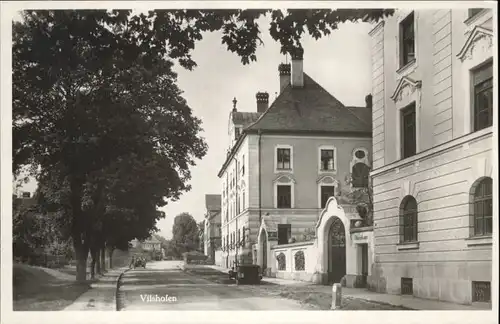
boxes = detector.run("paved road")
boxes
[119,261,309,310]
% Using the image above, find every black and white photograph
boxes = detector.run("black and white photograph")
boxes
[0,1,497,324]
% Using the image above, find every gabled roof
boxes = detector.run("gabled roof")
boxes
[244,73,371,134]
[205,194,221,211]
[231,112,262,127]
[456,25,493,61]
[218,72,371,177]
[390,75,421,102]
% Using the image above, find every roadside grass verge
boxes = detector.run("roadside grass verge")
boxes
[13,263,91,311]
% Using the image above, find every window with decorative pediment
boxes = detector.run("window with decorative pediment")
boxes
[317,176,338,209]
[277,252,286,271]
[401,103,416,159]
[274,175,295,208]
[277,185,291,208]
[320,186,335,209]
[472,62,493,132]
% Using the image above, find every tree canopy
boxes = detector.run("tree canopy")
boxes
[171,213,200,254]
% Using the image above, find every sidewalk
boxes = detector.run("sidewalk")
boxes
[63,267,129,311]
[206,265,490,311]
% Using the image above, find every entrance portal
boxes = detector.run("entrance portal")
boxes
[328,217,346,284]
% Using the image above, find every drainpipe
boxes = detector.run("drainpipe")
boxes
[258,130,262,225]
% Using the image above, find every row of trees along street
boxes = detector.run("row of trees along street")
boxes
[13,9,393,281]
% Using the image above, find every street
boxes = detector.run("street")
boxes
[118,261,312,310]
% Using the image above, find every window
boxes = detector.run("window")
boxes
[400,196,418,243]
[320,149,335,171]
[473,177,492,236]
[401,278,413,295]
[294,251,305,271]
[352,163,370,188]
[278,224,292,245]
[242,191,245,210]
[277,252,286,270]
[473,62,493,131]
[234,127,241,140]
[468,8,483,18]
[320,185,335,209]
[277,148,291,170]
[277,185,291,208]
[355,150,366,159]
[401,103,416,159]
[399,12,415,67]
[472,281,491,302]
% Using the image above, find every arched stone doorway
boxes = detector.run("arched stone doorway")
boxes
[327,217,346,284]
[316,196,353,285]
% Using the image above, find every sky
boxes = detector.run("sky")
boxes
[15,15,373,240]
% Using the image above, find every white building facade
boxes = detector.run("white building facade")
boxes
[368,9,494,305]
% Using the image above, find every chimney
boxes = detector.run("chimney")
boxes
[365,94,373,109]
[278,63,291,93]
[256,92,269,113]
[291,48,304,88]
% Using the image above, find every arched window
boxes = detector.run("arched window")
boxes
[277,252,286,271]
[473,177,492,236]
[400,196,418,243]
[294,251,305,271]
[352,163,370,188]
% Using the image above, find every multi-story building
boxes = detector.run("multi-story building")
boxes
[217,48,374,281]
[203,194,221,262]
[368,8,494,305]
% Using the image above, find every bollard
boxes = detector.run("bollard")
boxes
[331,283,342,310]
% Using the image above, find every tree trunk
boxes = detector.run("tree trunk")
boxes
[100,247,106,273]
[108,247,114,269]
[90,246,99,279]
[74,238,89,282]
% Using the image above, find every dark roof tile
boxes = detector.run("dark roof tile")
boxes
[231,112,262,127]
[245,73,371,133]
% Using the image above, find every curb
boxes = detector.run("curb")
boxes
[115,268,131,311]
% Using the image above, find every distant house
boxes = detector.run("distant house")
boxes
[204,194,222,262]
[130,236,161,252]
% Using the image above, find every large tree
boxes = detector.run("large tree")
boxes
[12,9,393,281]
[172,213,200,255]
